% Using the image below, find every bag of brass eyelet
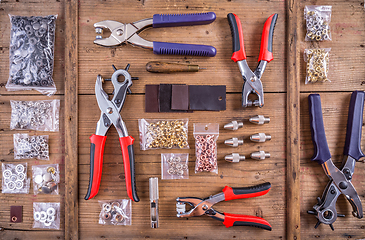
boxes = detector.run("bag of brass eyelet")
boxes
[304,6,332,41]
[138,118,189,150]
[6,14,58,96]
[98,199,131,226]
[161,153,189,180]
[194,123,219,174]
[13,133,50,160]
[10,99,60,131]
[304,48,331,84]
[32,164,59,195]
[2,162,30,194]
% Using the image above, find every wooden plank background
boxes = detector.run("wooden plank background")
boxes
[0,0,364,239]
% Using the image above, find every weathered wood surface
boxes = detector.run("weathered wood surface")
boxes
[0,0,66,239]
[64,0,79,239]
[78,93,286,239]
[287,0,301,239]
[0,96,65,239]
[300,93,365,239]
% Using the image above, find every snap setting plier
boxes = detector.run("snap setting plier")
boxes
[85,64,139,202]
[307,91,365,230]
[227,13,278,107]
[176,182,272,230]
[93,12,217,57]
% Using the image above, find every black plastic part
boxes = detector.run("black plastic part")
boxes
[267,14,278,53]
[308,94,332,165]
[232,221,272,231]
[231,182,271,195]
[343,91,365,161]
[85,143,95,200]
[227,13,240,53]
[114,84,128,109]
[127,144,139,202]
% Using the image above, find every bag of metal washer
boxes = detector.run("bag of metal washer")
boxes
[6,14,57,96]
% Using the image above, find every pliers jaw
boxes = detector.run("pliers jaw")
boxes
[94,20,126,46]
[176,197,205,218]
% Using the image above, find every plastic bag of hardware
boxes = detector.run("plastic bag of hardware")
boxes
[13,133,49,160]
[10,99,60,131]
[304,48,331,84]
[138,119,189,150]
[2,163,30,194]
[194,123,219,174]
[98,199,132,226]
[304,6,332,41]
[6,14,57,96]
[33,202,60,229]
[161,153,189,180]
[32,164,59,195]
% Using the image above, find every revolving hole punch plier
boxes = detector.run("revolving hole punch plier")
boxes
[176,182,272,230]
[227,13,278,107]
[93,12,217,57]
[85,64,139,202]
[307,91,365,230]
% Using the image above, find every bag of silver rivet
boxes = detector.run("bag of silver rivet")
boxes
[138,118,189,150]
[304,6,332,41]
[194,123,219,174]
[32,164,59,195]
[6,14,57,96]
[33,202,60,229]
[2,162,30,194]
[98,199,132,226]
[13,133,49,160]
[161,153,189,180]
[10,99,60,131]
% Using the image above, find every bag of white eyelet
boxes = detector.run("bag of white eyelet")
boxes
[33,202,60,229]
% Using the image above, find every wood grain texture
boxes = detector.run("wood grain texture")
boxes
[78,93,286,239]
[64,0,79,239]
[300,92,365,239]
[287,0,301,239]
[0,95,65,238]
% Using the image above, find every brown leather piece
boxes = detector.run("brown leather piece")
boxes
[145,85,160,112]
[171,84,189,110]
[10,206,22,223]
[189,85,226,111]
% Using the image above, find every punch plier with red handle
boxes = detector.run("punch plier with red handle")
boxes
[227,13,278,107]
[85,64,139,202]
[176,182,272,230]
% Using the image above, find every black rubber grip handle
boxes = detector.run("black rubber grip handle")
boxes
[344,91,365,161]
[227,13,246,62]
[308,94,332,165]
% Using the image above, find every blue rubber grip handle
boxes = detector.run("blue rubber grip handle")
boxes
[308,94,332,165]
[153,42,216,57]
[153,12,216,28]
[344,91,365,161]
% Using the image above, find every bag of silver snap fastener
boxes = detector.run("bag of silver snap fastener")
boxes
[2,163,30,194]
[161,153,189,180]
[13,133,49,160]
[193,123,219,174]
[98,199,131,226]
[32,164,59,195]
[304,6,332,41]
[6,14,57,96]
[33,202,60,229]
[138,118,189,150]
[10,99,60,131]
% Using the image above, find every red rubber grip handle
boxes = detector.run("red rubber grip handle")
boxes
[227,13,246,62]
[223,182,271,201]
[85,134,107,200]
[258,13,278,62]
[223,213,272,230]
[119,136,139,202]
